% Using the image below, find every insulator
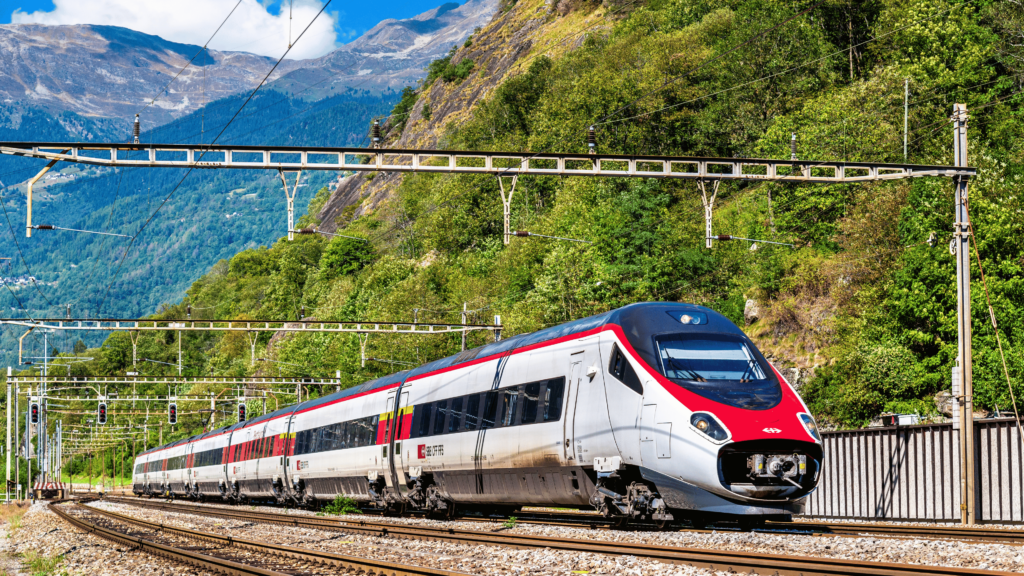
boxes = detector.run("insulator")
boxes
[587,126,597,155]
[372,120,382,148]
[790,133,797,161]
[300,305,306,320]
[133,114,141,144]
[186,304,191,319]
[36,224,54,230]
[296,228,315,234]
[514,230,531,237]
[717,234,733,240]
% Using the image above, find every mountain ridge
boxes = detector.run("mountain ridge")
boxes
[0,0,497,131]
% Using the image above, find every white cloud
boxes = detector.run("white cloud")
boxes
[11,0,340,59]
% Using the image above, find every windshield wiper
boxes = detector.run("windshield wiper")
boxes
[665,359,706,382]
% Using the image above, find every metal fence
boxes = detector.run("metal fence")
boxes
[802,418,1023,524]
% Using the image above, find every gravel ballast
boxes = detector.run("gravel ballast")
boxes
[90,499,1024,574]
[5,502,214,576]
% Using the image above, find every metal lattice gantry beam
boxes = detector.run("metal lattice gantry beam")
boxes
[8,375,323,387]
[0,142,975,182]
[0,318,500,334]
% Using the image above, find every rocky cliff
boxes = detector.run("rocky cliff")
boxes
[316,0,611,232]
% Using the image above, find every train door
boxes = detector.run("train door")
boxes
[602,335,643,459]
[564,357,584,462]
[185,442,196,492]
[254,423,269,494]
[392,391,411,497]
[382,391,397,491]
[565,339,615,466]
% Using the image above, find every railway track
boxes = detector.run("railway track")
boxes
[93,496,1017,576]
[50,501,467,576]
[101,494,1024,545]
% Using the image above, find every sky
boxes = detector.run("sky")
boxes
[1,0,450,59]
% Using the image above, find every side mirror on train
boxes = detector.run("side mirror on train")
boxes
[586,365,598,379]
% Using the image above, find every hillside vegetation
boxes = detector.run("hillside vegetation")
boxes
[8,0,1023,450]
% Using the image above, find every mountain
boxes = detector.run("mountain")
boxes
[0,24,300,129]
[0,0,498,131]
[237,0,499,99]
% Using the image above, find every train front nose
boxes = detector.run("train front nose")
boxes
[717,440,822,500]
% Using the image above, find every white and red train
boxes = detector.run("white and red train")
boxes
[132,303,822,524]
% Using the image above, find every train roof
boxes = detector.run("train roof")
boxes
[135,302,740,457]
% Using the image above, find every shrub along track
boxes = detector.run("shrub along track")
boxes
[95,496,1018,576]
[49,501,467,576]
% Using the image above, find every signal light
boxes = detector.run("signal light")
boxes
[168,403,177,425]
[30,403,39,424]
[98,402,107,425]
[238,403,246,422]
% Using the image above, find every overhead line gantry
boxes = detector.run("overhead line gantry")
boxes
[0,141,976,243]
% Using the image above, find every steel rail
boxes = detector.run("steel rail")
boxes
[49,502,288,576]
[101,497,1015,576]
[0,141,976,183]
[61,501,466,576]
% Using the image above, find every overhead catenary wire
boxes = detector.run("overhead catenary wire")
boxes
[94,0,335,315]
[137,0,244,118]
[31,225,130,238]
[965,200,1024,450]
[594,0,974,128]
[591,0,827,127]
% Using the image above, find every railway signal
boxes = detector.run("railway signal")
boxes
[168,403,177,425]
[30,403,38,424]
[97,402,107,425]
[237,403,246,422]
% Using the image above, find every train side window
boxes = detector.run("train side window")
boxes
[609,345,644,395]
[464,394,480,431]
[481,392,499,429]
[433,399,449,435]
[501,388,519,427]
[522,382,540,424]
[448,397,464,433]
[412,402,432,439]
[543,377,566,421]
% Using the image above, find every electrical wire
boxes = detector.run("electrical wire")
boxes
[94,0,335,315]
[592,0,827,127]
[594,0,972,127]
[0,185,55,309]
[965,199,1024,450]
[137,0,244,117]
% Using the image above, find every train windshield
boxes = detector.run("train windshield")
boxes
[655,334,781,410]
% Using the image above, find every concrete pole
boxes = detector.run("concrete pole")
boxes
[953,103,976,525]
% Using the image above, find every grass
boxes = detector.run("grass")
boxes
[22,551,65,576]
[502,516,518,529]
[0,502,30,532]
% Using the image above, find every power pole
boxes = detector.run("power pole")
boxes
[6,369,10,502]
[461,303,467,351]
[953,103,975,526]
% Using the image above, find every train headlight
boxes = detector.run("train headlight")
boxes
[690,412,729,442]
[798,413,821,442]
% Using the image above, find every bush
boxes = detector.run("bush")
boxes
[320,494,362,515]
[319,237,375,280]
[389,87,419,136]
